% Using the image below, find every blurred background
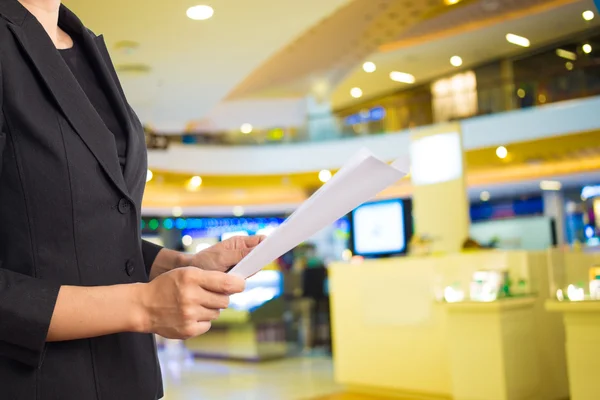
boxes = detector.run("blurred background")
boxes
[66,0,600,399]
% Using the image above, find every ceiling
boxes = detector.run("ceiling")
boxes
[331,0,600,109]
[62,0,600,132]
[62,0,352,132]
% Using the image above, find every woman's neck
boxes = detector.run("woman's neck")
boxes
[19,0,72,49]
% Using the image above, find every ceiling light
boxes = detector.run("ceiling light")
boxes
[517,88,526,98]
[565,61,574,71]
[540,180,562,191]
[450,55,463,67]
[556,49,577,61]
[480,191,491,202]
[583,43,592,54]
[538,94,547,103]
[189,175,202,190]
[583,10,595,21]
[390,71,416,84]
[232,206,245,217]
[319,169,332,183]
[506,33,530,47]
[350,87,363,98]
[240,123,253,134]
[146,169,153,182]
[187,5,214,20]
[496,146,508,159]
[363,62,376,73]
[445,0,460,4]
[172,206,183,217]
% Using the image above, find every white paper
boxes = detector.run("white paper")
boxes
[228,148,409,278]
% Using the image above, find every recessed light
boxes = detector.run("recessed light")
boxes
[517,88,526,98]
[187,5,214,21]
[172,206,183,217]
[319,169,332,183]
[232,206,245,217]
[445,0,460,4]
[390,71,416,84]
[556,49,577,61]
[188,175,202,190]
[538,94,547,103]
[583,43,592,54]
[583,10,595,21]
[146,170,153,182]
[565,61,574,71]
[241,123,253,134]
[506,33,530,47]
[363,62,376,73]
[350,87,363,98]
[480,191,491,202]
[450,55,463,67]
[496,146,508,159]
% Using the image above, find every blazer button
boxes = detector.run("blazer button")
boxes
[118,198,131,214]
[125,260,135,276]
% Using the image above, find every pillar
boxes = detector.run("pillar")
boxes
[543,190,566,246]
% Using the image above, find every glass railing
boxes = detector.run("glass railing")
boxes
[146,55,600,148]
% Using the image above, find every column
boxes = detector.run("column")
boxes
[410,123,470,253]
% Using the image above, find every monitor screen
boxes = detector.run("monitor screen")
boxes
[351,199,409,257]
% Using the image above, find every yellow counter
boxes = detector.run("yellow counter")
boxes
[328,251,569,400]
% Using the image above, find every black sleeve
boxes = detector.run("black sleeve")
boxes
[0,58,62,368]
[141,239,163,276]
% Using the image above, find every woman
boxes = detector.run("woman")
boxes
[0,0,262,398]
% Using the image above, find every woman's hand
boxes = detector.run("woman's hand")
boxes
[138,267,245,339]
[189,235,265,273]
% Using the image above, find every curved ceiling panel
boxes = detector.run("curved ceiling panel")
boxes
[226,0,448,100]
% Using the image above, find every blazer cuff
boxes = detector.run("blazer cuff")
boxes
[0,270,61,368]
[141,239,163,277]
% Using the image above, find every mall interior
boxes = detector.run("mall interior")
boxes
[64,0,600,399]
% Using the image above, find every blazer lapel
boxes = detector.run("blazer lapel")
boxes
[89,34,144,192]
[6,10,131,201]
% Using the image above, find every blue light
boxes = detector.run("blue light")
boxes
[163,218,174,230]
[175,218,187,230]
[585,225,596,239]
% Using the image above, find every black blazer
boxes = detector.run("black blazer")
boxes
[0,1,164,399]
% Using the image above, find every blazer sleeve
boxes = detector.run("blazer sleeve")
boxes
[141,239,163,276]
[0,57,62,368]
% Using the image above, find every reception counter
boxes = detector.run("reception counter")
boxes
[328,251,569,400]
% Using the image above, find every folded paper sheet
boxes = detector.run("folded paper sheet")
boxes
[228,148,410,279]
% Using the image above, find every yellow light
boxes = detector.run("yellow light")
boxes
[172,206,183,217]
[363,62,376,73]
[445,0,460,4]
[496,146,508,159]
[540,180,562,191]
[517,88,526,98]
[182,235,193,246]
[146,169,153,182]
[450,55,463,67]
[506,33,530,47]
[187,175,202,190]
[186,5,214,20]
[583,10,595,21]
[556,49,577,61]
[319,169,332,183]
[350,87,363,98]
[583,43,592,54]
[390,71,416,84]
[538,94,547,103]
[232,206,245,217]
[480,191,491,202]
[565,61,574,71]
[240,123,253,134]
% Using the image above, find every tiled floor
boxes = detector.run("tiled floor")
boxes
[160,351,344,400]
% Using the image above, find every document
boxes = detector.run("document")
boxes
[228,148,410,279]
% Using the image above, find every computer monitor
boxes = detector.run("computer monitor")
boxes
[350,198,412,258]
